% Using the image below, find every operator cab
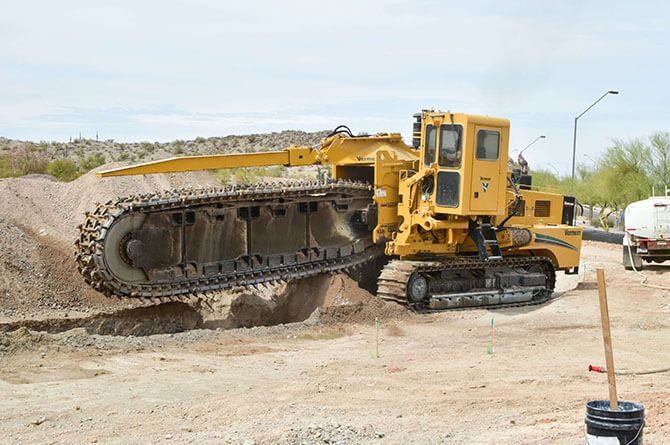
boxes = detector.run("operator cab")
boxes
[414,111,510,217]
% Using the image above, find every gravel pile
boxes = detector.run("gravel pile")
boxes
[278,422,384,445]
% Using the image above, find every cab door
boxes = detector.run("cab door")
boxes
[469,126,502,213]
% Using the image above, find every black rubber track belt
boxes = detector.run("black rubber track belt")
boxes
[377,256,556,312]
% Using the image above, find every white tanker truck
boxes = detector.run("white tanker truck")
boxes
[623,196,670,270]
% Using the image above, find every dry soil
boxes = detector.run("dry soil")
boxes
[0,241,668,444]
[1,168,669,444]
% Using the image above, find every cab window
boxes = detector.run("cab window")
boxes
[438,124,462,168]
[476,129,500,160]
[423,125,436,166]
[436,171,460,207]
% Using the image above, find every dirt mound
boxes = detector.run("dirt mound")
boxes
[0,167,221,319]
[0,165,220,246]
[278,422,383,444]
[316,298,409,325]
[311,274,409,325]
[210,274,399,329]
[0,327,53,355]
[0,215,115,318]
[0,156,395,334]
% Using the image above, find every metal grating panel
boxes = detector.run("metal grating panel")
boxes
[534,200,551,218]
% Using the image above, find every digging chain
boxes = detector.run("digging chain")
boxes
[75,180,383,302]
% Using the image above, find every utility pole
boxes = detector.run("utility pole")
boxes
[571,91,619,181]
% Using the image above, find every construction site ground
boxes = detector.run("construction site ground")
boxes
[1,170,669,444]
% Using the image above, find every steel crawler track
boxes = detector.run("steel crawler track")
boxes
[377,256,556,312]
[75,181,383,301]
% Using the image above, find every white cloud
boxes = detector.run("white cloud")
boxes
[0,0,669,173]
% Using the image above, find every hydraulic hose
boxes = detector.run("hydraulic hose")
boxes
[496,176,522,230]
[326,125,355,138]
[589,364,670,376]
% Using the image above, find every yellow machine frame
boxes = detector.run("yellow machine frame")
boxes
[98,112,581,272]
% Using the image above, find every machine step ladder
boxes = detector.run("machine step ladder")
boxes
[469,217,502,261]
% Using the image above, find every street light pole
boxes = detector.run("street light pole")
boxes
[516,135,546,175]
[518,135,546,157]
[571,90,619,180]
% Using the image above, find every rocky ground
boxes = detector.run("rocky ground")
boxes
[1,241,669,444]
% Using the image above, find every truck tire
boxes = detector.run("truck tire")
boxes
[623,245,644,271]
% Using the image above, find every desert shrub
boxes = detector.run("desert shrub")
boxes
[0,155,19,177]
[45,152,110,181]
[15,146,49,174]
[172,143,184,154]
[217,169,233,183]
[233,168,255,183]
[46,159,80,182]
[79,152,106,171]
[217,166,287,184]
[0,146,49,177]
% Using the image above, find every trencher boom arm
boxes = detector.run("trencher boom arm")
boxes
[96,146,319,177]
[96,130,417,178]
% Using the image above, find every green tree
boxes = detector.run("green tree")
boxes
[601,138,652,205]
[649,131,670,192]
[528,169,561,192]
[574,164,600,222]
[579,138,652,230]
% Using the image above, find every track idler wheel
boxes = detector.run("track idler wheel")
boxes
[407,273,428,302]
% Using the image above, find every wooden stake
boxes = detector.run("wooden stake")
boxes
[375,318,380,358]
[596,268,618,410]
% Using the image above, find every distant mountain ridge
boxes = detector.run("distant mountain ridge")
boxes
[0,130,330,166]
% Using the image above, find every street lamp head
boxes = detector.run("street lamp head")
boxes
[608,90,619,95]
[517,134,546,158]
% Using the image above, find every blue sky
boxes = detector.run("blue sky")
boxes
[1,0,668,174]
